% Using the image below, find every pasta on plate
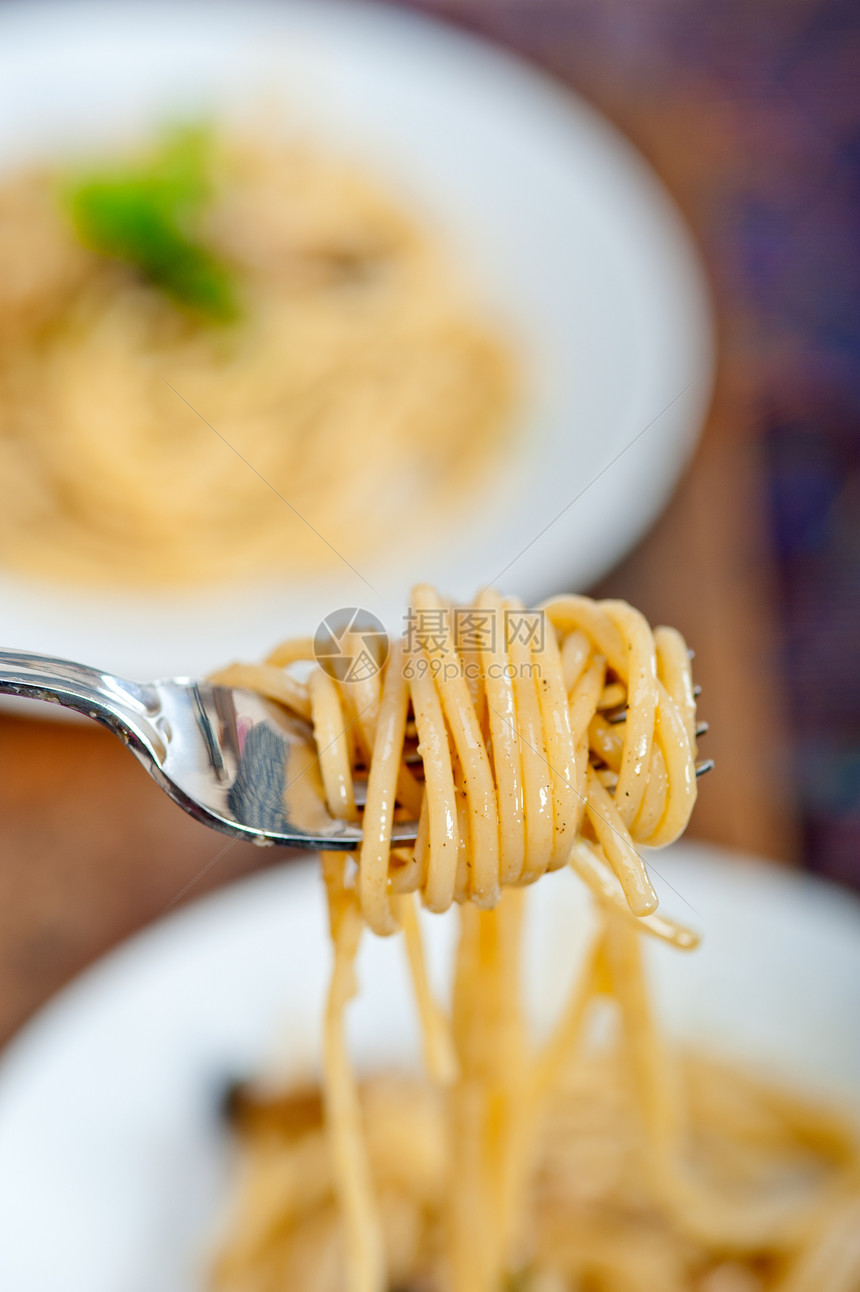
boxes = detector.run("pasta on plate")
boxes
[0,132,514,586]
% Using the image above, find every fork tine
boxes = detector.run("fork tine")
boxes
[695,758,714,778]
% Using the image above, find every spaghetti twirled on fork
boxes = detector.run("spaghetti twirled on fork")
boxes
[211,587,860,1292]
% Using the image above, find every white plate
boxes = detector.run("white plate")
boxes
[0,0,713,687]
[0,842,857,1291]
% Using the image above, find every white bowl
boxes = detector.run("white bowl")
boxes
[0,842,857,1291]
[0,0,713,685]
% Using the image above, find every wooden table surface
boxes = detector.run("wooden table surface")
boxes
[0,4,800,1050]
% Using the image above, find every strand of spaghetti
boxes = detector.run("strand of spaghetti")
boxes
[452,751,472,905]
[559,628,592,694]
[584,666,695,850]
[489,890,532,1275]
[476,587,525,886]
[630,734,670,843]
[569,839,699,950]
[309,667,357,821]
[590,764,620,790]
[597,681,626,709]
[542,596,627,672]
[358,643,409,936]
[394,762,425,818]
[388,850,421,896]
[412,584,500,907]
[449,894,527,1291]
[456,604,487,723]
[328,680,367,771]
[320,856,385,1292]
[448,904,497,1292]
[398,893,458,1084]
[207,662,311,721]
[321,852,349,934]
[339,629,383,752]
[568,654,605,818]
[573,733,591,828]
[585,769,658,915]
[505,597,553,885]
[588,696,675,847]
[488,655,659,910]
[603,601,659,828]
[655,626,698,751]
[531,610,579,870]
[588,711,624,772]
[603,910,680,1171]
[567,654,606,745]
[407,643,459,914]
[264,637,315,668]
[643,679,696,847]
[399,795,430,895]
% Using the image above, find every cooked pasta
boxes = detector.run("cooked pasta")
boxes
[0,133,514,586]
[211,587,860,1292]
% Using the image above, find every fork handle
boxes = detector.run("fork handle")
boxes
[0,649,164,758]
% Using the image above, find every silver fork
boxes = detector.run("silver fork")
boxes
[0,650,418,850]
[0,650,712,850]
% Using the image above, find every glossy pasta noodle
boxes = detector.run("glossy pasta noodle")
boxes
[211,588,860,1292]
